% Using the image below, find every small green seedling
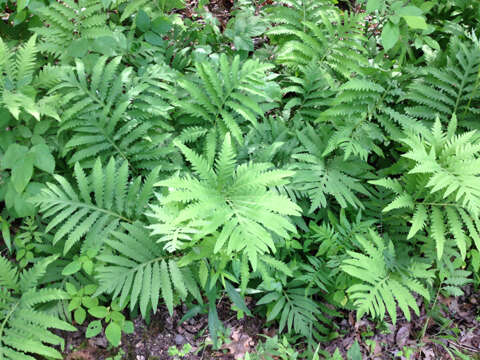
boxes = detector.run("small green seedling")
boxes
[168,343,193,359]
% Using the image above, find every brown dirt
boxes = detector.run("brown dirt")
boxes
[62,286,480,359]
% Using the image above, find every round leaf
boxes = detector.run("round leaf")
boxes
[381,21,400,51]
[366,0,382,13]
[86,320,103,338]
[105,322,122,347]
[88,305,109,318]
[12,154,34,194]
[30,143,55,173]
[82,296,99,308]
[65,282,77,296]
[136,9,150,32]
[402,15,427,29]
[123,320,134,334]
[74,307,86,325]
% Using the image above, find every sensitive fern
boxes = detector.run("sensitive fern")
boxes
[0,256,75,359]
[95,222,201,317]
[372,117,480,260]
[404,37,480,128]
[175,54,279,163]
[342,230,433,324]
[0,35,59,121]
[33,157,159,254]
[291,125,371,212]
[32,0,113,58]
[267,4,368,78]
[154,133,301,269]
[53,56,176,169]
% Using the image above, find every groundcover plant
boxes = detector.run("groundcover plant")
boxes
[1,0,480,358]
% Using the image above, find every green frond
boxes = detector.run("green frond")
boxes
[175,54,278,149]
[33,158,158,254]
[96,222,197,317]
[404,37,480,128]
[0,257,75,360]
[15,35,38,86]
[342,231,431,324]
[154,137,300,270]
[32,0,112,58]
[54,57,176,170]
[291,126,370,212]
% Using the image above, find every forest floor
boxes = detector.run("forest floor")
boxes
[16,0,480,359]
[63,285,480,359]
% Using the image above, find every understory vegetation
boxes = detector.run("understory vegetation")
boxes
[1,0,480,358]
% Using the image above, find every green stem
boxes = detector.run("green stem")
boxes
[0,300,19,360]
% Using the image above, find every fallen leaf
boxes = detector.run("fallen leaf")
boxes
[395,325,411,348]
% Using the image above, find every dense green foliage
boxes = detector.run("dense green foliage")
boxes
[1,0,480,358]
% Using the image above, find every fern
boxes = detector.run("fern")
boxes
[256,257,333,342]
[95,222,201,317]
[266,0,329,32]
[259,287,328,341]
[0,35,59,121]
[31,0,113,58]
[282,63,334,123]
[290,125,371,212]
[306,209,376,258]
[404,37,480,128]
[238,116,298,167]
[53,56,176,170]
[33,157,159,254]
[175,54,279,163]
[267,3,368,78]
[153,133,301,269]
[0,256,75,359]
[372,117,480,260]
[319,72,420,160]
[341,230,433,324]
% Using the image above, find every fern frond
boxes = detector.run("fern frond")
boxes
[153,134,300,270]
[342,230,431,324]
[96,222,198,316]
[175,54,278,148]
[404,37,480,128]
[291,126,370,212]
[32,0,112,58]
[0,257,75,359]
[33,158,159,254]
[54,57,176,170]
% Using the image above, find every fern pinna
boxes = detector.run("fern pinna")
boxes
[0,256,75,359]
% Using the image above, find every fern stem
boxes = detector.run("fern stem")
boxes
[43,199,134,224]
[423,202,461,208]
[463,66,480,119]
[453,58,475,115]
[0,299,19,359]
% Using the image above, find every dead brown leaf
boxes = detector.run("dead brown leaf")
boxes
[222,326,255,359]
[395,325,411,349]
